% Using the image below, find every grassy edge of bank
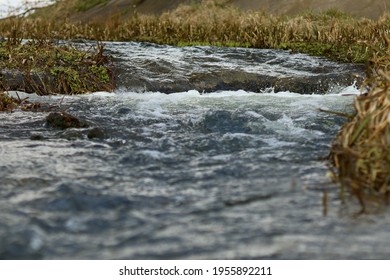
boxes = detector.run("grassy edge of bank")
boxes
[0,0,389,209]
[0,39,115,96]
[329,42,390,211]
[4,2,389,63]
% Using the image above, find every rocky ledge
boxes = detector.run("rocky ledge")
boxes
[111,44,366,94]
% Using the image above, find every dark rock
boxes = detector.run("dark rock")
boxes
[30,134,45,141]
[46,112,89,130]
[87,127,105,139]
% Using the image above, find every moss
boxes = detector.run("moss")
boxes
[89,65,111,83]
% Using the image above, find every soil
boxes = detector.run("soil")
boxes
[69,0,388,22]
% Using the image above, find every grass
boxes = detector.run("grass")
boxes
[0,91,41,111]
[0,40,114,95]
[0,30,115,110]
[0,37,115,96]
[329,38,390,211]
[1,1,388,63]
[0,92,17,111]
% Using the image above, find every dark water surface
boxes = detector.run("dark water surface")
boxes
[1,43,389,259]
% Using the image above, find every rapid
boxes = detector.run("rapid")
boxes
[1,42,389,259]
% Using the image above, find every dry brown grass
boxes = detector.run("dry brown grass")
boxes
[329,35,390,211]
[1,2,389,62]
[0,91,41,111]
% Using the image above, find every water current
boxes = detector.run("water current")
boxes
[1,42,390,259]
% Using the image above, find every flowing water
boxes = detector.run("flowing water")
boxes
[1,42,390,260]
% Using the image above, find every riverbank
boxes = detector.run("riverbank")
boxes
[329,42,390,211]
[0,39,114,96]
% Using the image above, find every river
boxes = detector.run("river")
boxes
[1,42,389,259]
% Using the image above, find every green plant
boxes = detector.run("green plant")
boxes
[0,37,115,95]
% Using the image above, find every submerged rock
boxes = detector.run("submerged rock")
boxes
[46,112,89,130]
[0,226,45,260]
[87,127,105,139]
[30,134,45,141]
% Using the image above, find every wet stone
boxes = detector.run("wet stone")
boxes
[30,134,45,141]
[87,127,105,139]
[46,112,89,130]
